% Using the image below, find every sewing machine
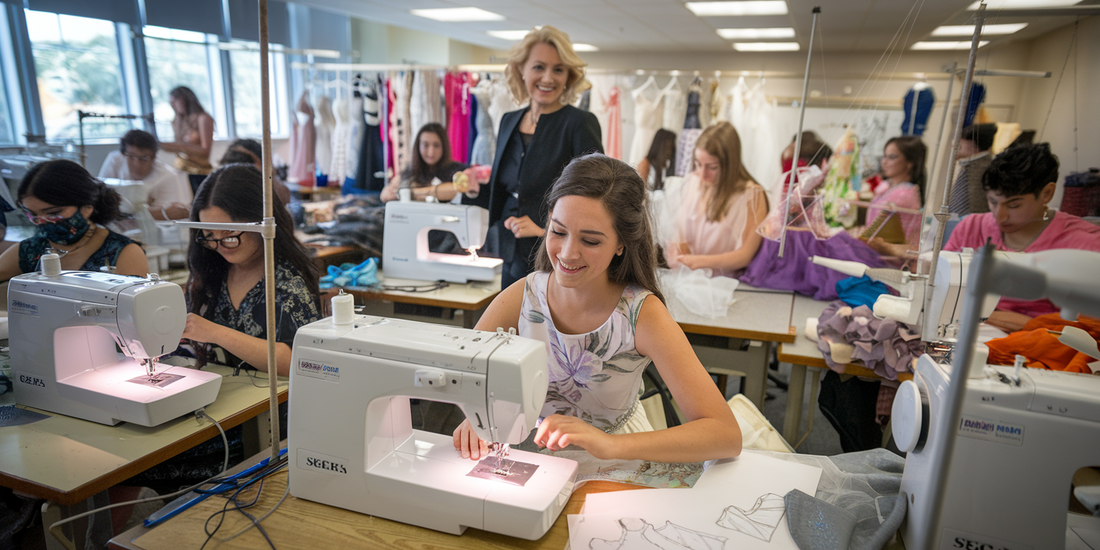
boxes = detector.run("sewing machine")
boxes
[8,269,222,427]
[288,314,579,540]
[382,202,503,283]
[893,248,1100,549]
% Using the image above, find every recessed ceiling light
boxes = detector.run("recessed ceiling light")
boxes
[733,42,799,51]
[968,0,1081,9]
[487,30,531,40]
[911,40,990,50]
[573,43,599,52]
[410,8,504,22]
[717,27,795,39]
[932,23,1028,36]
[686,2,789,16]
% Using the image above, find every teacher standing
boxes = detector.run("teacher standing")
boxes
[480,26,603,289]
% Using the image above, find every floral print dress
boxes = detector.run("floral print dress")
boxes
[519,271,654,433]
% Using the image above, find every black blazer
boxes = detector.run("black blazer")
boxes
[484,105,603,264]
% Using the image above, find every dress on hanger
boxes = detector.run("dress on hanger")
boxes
[288,91,315,186]
[469,81,495,166]
[629,76,663,166]
[487,79,518,139]
[708,78,726,123]
[675,84,703,176]
[661,77,685,135]
[605,86,623,160]
[389,72,413,176]
[409,69,442,140]
[740,82,780,199]
[314,94,335,179]
[900,83,935,136]
[445,72,471,164]
[329,97,349,184]
[352,76,385,193]
[344,91,365,187]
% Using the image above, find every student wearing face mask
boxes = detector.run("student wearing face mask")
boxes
[0,159,149,281]
[474,26,603,289]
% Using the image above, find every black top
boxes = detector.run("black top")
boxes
[485,105,603,265]
[18,230,136,274]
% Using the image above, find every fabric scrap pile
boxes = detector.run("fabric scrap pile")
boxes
[320,258,379,290]
[815,301,923,379]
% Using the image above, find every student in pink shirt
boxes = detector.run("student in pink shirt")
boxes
[945,143,1100,332]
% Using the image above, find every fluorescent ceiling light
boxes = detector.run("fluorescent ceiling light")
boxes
[911,40,990,50]
[573,43,599,52]
[487,30,531,40]
[968,0,1081,9]
[733,42,799,51]
[686,2,789,16]
[717,27,795,39]
[410,8,504,22]
[932,23,1028,36]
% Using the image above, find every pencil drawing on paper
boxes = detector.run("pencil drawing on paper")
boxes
[715,493,786,542]
[589,518,727,550]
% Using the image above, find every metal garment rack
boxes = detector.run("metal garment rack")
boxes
[76,111,155,169]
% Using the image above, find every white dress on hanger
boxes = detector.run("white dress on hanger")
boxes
[661,77,684,135]
[409,69,442,139]
[487,79,518,137]
[314,94,335,178]
[740,83,781,205]
[344,93,364,184]
[728,76,750,134]
[329,97,349,184]
[628,76,663,166]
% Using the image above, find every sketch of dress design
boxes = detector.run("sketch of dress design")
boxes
[591,518,727,550]
[715,493,786,542]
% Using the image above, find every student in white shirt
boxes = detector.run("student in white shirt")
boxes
[98,130,192,220]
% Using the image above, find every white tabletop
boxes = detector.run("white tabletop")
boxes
[669,284,797,343]
[342,270,502,311]
[0,365,286,505]
[782,294,831,360]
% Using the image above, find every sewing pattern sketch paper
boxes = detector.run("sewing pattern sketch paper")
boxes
[569,451,821,550]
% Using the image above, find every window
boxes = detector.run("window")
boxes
[25,10,129,142]
[0,59,14,145]
[229,46,289,138]
[143,26,228,141]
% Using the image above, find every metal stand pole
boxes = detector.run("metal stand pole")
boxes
[778,6,820,258]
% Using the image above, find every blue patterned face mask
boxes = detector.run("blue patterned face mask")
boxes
[37,210,91,245]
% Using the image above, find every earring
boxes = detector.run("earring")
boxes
[1043,207,1050,221]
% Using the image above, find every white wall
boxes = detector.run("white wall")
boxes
[1016,16,1100,208]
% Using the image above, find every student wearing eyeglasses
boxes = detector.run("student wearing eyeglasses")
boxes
[182,163,321,378]
[98,129,193,220]
[0,159,149,281]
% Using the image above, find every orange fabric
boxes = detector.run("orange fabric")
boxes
[985,314,1100,374]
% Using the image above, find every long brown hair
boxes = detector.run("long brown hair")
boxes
[533,154,664,303]
[695,122,759,222]
[169,86,208,141]
[402,123,456,186]
[646,129,677,190]
[885,135,928,205]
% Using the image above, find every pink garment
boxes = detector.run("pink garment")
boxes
[945,210,1100,316]
[866,182,922,245]
[288,91,315,186]
[445,72,470,164]
[605,87,622,160]
[665,173,766,277]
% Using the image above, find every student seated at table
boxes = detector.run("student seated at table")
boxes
[380,122,478,203]
[453,153,742,463]
[0,159,149,281]
[218,138,292,206]
[944,142,1100,333]
[862,136,927,259]
[98,129,193,220]
[663,121,768,277]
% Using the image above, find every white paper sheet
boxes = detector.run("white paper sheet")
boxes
[569,451,822,550]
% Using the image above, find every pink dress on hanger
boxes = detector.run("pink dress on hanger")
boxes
[445,72,471,164]
[288,91,315,186]
[605,86,622,160]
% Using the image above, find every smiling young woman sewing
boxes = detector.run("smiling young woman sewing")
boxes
[453,154,742,463]
[0,159,148,282]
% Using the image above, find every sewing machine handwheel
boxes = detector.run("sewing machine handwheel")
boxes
[892,378,928,453]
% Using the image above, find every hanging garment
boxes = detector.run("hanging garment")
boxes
[389,72,413,177]
[352,77,385,193]
[661,77,684,134]
[487,78,518,140]
[329,97,349,184]
[467,91,479,163]
[727,76,749,133]
[629,76,663,166]
[683,84,702,130]
[675,129,702,177]
[469,81,496,166]
[343,92,365,188]
[740,231,888,301]
[288,91,315,186]
[819,128,861,228]
[445,72,471,164]
[900,84,935,136]
[605,86,623,160]
[708,78,725,123]
[409,70,442,141]
[963,82,985,128]
[314,94,335,179]
[739,82,780,197]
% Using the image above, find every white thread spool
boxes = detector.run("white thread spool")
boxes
[332,290,354,325]
[41,253,62,277]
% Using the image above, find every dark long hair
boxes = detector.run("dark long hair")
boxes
[18,159,122,224]
[185,164,320,320]
[533,154,664,303]
[402,123,456,186]
[885,135,928,205]
[645,129,677,191]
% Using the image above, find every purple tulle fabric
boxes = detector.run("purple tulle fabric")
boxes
[815,300,924,380]
[740,231,887,300]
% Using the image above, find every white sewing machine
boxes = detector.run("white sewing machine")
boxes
[288,314,578,540]
[382,201,503,283]
[894,248,1100,550]
[8,269,222,427]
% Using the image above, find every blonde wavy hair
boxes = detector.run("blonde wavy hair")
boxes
[504,26,591,106]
